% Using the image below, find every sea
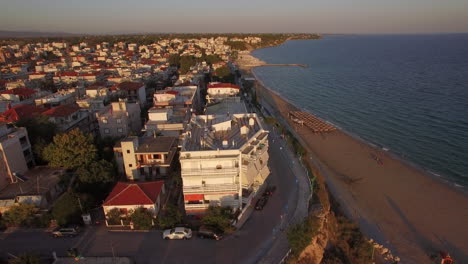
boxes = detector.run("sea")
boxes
[251,34,468,189]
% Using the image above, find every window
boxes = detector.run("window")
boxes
[117,128,123,133]
[216,164,222,169]
[153,154,161,159]
[104,128,110,134]
[129,164,133,167]
[127,150,130,154]
[116,119,122,124]
[102,118,108,124]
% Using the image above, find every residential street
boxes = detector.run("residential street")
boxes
[0,129,302,264]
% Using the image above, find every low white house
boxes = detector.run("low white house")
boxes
[102,181,165,226]
[207,83,240,98]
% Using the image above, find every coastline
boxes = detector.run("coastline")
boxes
[242,49,468,263]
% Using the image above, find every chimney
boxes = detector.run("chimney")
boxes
[249,117,255,126]
[240,125,249,135]
[222,139,228,148]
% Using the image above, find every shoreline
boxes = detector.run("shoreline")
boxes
[249,53,466,193]
[241,49,468,263]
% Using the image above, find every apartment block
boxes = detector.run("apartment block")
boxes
[180,113,270,215]
[96,101,141,138]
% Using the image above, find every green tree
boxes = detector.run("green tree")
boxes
[2,203,38,227]
[106,208,122,225]
[157,204,182,229]
[9,253,43,264]
[168,54,180,66]
[214,66,234,83]
[15,116,57,164]
[130,208,153,230]
[51,193,82,226]
[201,206,234,233]
[287,215,320,257]
[76,160,114,184]
[43,128,97,169]
[179,55,196,74]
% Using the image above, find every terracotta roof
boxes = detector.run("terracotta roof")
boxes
[118,82,144,91]
[0,105,45,122]
[0,88,37,97]
[42,105,81,117]
[55,71,78,77]
[208,83,240,90]
[165,90,179,95]
[103,181,165,206]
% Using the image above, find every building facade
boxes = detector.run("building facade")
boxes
[114,136,178,181]
[0,124,34,190]
[96,101,141,138]
[180,113,269,215]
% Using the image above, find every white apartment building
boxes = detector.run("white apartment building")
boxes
[180,113,270,215]
[96,101,141,138]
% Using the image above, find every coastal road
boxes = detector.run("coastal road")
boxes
[0,130,302,264]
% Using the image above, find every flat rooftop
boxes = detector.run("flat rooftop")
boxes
[0,167,64,199]
[183,113,262,151]
[206,97,248,116]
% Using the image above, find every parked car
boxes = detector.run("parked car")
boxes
[255,196,268,210]
[197,225,223,240]
[52,227,79,238]
[263,185,277,196]
[163,227,193,240]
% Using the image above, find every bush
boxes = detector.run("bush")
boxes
[201,206,234,233]
[2,203,38,227]
[157,204,182,229]
[130,208,153,230]
[106,208,121,225]
[287,215,321,257]
[51,193,82,226]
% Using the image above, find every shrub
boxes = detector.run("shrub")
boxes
[51,193,82,226]
[106,208,121,225]
[201,206,234,233]
[287,215,321,257]
[130,208,153,230]
[157,204,182,229]
[2,203,38,227]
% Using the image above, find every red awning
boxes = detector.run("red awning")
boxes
[184,194,204,201]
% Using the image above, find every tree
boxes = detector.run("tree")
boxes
[42,128,97,169]
[168,54,180,66]
[179,55,196,74]
[214,66,234,83]
[201,206,234,233]
[106,208,121,225]
[15,116,57,164]
[130,208,153,230]
[157,204,182,229]
[76,160,114,184]
[2,203,38,227]
[9,253,43,264]
[51,193,82,226]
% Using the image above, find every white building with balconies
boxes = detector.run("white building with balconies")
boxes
[180,113,269,215]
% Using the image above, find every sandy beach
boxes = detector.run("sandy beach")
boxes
[247,58,468,263]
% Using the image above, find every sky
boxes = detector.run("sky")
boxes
[1,0,468,34]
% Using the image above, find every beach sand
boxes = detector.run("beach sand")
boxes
[253,72,468,263]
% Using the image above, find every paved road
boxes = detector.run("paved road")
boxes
[0,130,301,264]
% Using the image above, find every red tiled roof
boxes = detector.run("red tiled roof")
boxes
[118,82,144,91]
[165,90,179,95]
[55,71,78,77]
[0,105,46,122]
[42,105,81,117]
[207,83,240,90]
[103,181,164,206]
[0,88,37,97]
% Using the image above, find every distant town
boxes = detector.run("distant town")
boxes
[0,34,321,263]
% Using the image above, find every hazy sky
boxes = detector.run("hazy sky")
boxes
[1,0,467,34]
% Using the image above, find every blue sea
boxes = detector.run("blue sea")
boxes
[252,34,468,189]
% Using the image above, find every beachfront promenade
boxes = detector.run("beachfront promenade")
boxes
[255,79,468,263]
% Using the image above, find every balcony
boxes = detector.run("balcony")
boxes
[183,183,239,194]
[184,203,210,210]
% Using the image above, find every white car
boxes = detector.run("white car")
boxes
[163,227,193,240]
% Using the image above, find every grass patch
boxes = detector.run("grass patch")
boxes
[287,215,321,258]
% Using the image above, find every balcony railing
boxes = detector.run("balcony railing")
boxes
[182,167,238,177]
[183,183,239,193]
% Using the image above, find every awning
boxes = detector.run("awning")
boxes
[184,194,204,201]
